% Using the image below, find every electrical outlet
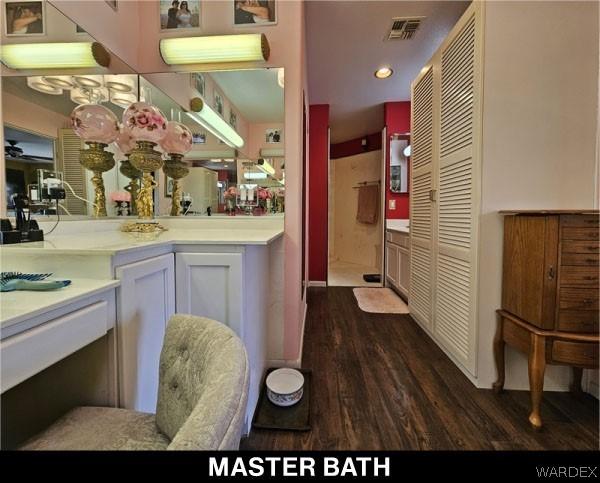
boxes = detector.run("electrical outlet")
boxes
[389,199,396,210]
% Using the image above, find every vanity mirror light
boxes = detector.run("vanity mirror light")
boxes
[390,133,410,194]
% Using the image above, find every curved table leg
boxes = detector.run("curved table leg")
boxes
[528,333,546,430]
[492,315,505,393]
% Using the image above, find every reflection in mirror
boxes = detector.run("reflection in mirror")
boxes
[390,134,410,194]
[2,1,136,220]
[140,68,285,217]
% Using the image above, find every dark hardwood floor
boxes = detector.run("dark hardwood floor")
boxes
[242,287,599,450]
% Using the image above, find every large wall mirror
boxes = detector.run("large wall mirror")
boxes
[2,1,285,220]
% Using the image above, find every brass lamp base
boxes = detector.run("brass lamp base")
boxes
[163,154,189,216]
[79,142,115,217]
[121,220,167,234]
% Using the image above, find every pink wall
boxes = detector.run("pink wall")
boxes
[247,122,285,160]
[50,0,307,363]
[308,104,329,282]
[330,132,381,159]
[2,92,70,138]
[384,101,411,219]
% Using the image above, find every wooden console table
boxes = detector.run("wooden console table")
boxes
[494,210,599,429]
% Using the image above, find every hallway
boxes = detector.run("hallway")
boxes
[242,287,599,450]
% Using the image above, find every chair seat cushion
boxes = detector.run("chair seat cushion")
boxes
[19,407,170,451]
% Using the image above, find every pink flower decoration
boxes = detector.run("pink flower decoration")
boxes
[110,191,131,202]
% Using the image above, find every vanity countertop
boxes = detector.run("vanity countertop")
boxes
[0,227,284,256]
[0,278,120,330]
[386,219,410,234]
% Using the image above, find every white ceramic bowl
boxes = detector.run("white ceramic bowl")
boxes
[266,368,304,407]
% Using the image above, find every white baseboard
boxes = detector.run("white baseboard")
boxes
[308,280,327,287]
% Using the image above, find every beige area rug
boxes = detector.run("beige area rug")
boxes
[352,288,410,314]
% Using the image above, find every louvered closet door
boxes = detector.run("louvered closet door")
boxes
[57,129,87,215]
[434,9,481,375]
[409,64,437,330]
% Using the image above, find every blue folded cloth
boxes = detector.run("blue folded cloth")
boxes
[0,272,72,292]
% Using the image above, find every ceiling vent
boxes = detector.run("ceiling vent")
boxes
[387,17,424,40]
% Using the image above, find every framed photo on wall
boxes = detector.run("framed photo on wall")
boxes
[160,0,201,31]
[229,110,237,129]
[233,0,276,26]
[192,132,206,144]
[214,92,224,116]
[4,1,45,36]
[165,177,174,198]
[265,128,282,144]
[191,72,205,97]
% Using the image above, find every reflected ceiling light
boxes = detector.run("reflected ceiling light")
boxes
[277,68,284,88]
[374,67,393,79]
[110,91,137,108]
[27,76,63,95]
[257,159,275,176]
[70,87,108,105]
[42,75,75,89]
[0,42,110,70]
[160,34,270,65]
[105,75,134,93]
[403,144,411,157]
[244,172,268,180]
[186,97,244,149]
[72,75,104,88]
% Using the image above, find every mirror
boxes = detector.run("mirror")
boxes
[390,134,409,194]
[140,69,285,216]
[2,1,136,218]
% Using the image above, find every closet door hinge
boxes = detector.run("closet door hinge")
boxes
[429,189,437,202]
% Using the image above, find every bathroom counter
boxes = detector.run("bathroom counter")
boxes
[0,227,284,256]
[386,219,410,234]
[0,278,120,332]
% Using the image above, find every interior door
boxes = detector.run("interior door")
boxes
[409,63,437,330]
[380,127,387,285]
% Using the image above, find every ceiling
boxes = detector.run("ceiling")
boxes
[306,1,470,143]
[210,69,284,123]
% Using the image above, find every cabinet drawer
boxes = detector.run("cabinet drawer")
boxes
[388,230,409,248]
[557,311,599,333]
[561,253,599,266]
[561,215,599,228]
[559,266,599,287]
[562,226,599,241]
[562,240,599,254]
[559,288,598,311]
[551,340,598,367]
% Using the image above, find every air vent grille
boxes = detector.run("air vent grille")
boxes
[388,17,424,40]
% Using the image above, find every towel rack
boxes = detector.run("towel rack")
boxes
[352,180,380,189]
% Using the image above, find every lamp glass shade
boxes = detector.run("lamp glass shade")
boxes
[71,104,119,144]
[160,34,267,65]
[160,121,193,155]
[122,102,168,144]
[0,42,101,70]
[115,127,137,155]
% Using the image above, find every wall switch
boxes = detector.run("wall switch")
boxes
[389,199,396,210]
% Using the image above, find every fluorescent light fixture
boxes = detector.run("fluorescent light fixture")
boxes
[257,159,275,176]
[42,75,75,89]
[27,76,62,95]
[277,68,284,88]
[186,97,244,149]
[0,42,110,70]
[244,172,268,180]
[160,34,270,65]
[260,147,284,157]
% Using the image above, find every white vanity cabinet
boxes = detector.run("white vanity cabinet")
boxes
[175,246,268,430]
[386,229,410,299]
[115,253,175,413]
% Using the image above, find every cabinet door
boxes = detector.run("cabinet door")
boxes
[176,253,243,337]
[410,62,437,330]
[115,254,175,412]
[434,5,482,375]
[386,243,399,288]
[398,247,410,297]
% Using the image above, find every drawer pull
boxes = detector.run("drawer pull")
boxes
[583,299,594,304]
[586,258,596,263]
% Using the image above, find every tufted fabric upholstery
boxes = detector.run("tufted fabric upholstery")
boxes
[19,315,249,451]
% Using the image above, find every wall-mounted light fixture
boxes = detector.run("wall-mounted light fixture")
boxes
[257,158,275,176]
[186,97,244,149]
[0,42,110,70]
[160,34,270,65]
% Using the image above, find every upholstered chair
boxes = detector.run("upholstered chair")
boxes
[20,315,249,450]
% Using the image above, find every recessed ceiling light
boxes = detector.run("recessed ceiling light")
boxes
[374,67,393,79]
[42,75,75,89]
[27,76,63,95]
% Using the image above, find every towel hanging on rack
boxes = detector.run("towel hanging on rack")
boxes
[356,183,379,224]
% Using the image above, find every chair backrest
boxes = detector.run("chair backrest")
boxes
[155,314,249,450]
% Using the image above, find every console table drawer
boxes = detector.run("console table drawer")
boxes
[387,230,409,248]
[561,253,599,266]
[561,215,599,227]
[562,240,599,254]
[560,266,599,287]
[559,288,598,311]
[557,310,599,333]
[551,340,599,367]
[562,227,599,240]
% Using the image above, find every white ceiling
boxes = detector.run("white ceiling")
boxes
[210,69,284,123]
[306,0,470,143]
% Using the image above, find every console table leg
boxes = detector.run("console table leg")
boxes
[570,367,583,394]
[528,333,546,429]
[492,316,505,393]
